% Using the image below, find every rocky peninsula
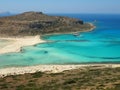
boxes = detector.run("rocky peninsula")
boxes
[0,11,94,37]
[0,11,94,54]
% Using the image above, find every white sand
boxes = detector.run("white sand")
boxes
[0,64,120,77]
[0,35,45,54]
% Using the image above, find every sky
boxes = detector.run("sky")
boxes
[0,0,120,14]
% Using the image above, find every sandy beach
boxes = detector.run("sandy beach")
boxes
[0,35,45,54]
[0,27,118,78]
[0,35,119,78]
[0,64,120,77]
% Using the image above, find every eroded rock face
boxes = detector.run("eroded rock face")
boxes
[0,11,94,37]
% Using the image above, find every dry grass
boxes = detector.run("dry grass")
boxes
[0,67,120,90]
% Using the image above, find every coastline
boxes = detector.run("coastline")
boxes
[0,23,95,55]
[0,23,96,78]
[41,23,95,37]
[0,64,120,78]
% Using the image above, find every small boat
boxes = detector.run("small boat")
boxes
[73,33,80,36]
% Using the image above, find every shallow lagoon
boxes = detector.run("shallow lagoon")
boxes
[0,14,120,68]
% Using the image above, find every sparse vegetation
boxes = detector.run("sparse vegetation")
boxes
[31,72,44,78]
[0,11,93,37]
[0,67,120,90]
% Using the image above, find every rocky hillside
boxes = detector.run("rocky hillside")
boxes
[0,11,94,37]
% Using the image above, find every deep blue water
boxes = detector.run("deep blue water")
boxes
[0,14,120,68]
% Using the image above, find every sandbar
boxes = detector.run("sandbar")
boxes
[0,35,45,54]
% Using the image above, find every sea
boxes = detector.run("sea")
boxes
[0,14,120,68]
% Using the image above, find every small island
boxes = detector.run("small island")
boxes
[0,11,94,37]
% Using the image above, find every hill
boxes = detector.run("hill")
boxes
[0,11,94,37]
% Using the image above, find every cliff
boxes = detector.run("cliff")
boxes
[0,11,94,37]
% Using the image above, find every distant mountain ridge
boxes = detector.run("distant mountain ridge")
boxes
[0,12,12,17]
[0,11,94,37]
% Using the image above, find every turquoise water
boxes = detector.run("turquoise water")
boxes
[0,14,120,68]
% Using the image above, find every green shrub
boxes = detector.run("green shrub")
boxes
[32,72,43,78]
